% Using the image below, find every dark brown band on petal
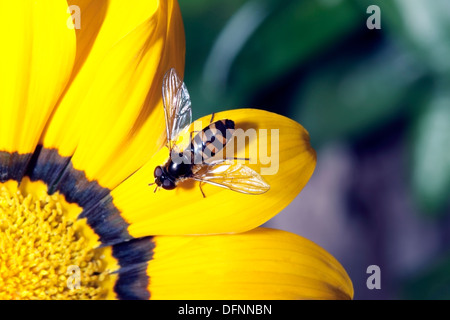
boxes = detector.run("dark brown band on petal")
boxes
[80,195,131,246]
[29,147,132,246]
[112,237,155,300]
[26,144,72,194]
[0,147,132,246]
[0,151,32,182]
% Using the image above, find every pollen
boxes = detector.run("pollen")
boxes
[0,181,111,300]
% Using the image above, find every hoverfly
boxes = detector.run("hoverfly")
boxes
[149,68,270,197]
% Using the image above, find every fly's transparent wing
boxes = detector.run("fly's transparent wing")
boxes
[162,68,192,150]
[193,161,270,195]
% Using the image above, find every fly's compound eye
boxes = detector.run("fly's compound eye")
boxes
[162,178,176,190]
[154,166,164,179]
[153,166,165,187]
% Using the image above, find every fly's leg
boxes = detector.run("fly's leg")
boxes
[209,157,250,165]
[228,157,250,161]
[199,181,206,198]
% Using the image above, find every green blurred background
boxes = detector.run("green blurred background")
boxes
[178,0,450,299]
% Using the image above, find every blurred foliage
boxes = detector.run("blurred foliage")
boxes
[403,254,450,299]
[179,0,450,218]
[379,0,450,76]
[293,42,428,146]
[411,89,450,214]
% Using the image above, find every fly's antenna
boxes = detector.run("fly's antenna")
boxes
[148,182,159,193]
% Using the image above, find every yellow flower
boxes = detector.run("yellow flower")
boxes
[0,0,353,299]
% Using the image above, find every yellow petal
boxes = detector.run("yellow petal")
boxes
[0,0,76,154]
[111,109,316,236]
[147,228,353,300]
[41,0,185,189]
[66,0,108,80]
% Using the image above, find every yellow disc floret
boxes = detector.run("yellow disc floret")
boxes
[0,178,115,300]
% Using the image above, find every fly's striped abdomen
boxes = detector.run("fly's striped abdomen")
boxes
[191,119,235,163]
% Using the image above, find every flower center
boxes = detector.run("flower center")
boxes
[0,179,112,299]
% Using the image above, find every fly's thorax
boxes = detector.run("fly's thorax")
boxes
[166,158,192,178]
[167,150,193,177]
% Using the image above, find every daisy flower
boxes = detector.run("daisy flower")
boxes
[0,0,353,299]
